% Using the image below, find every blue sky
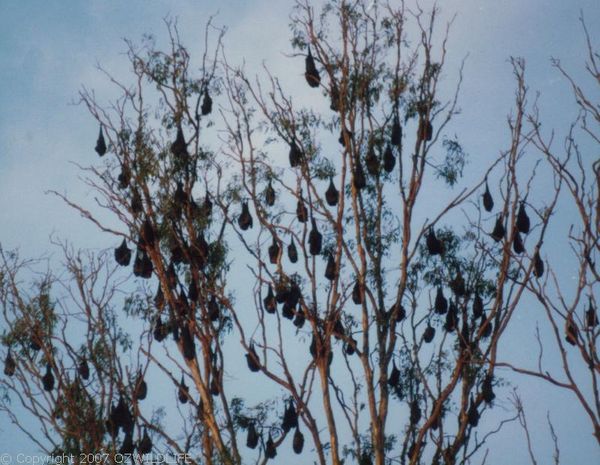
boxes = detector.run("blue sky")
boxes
[0,0,599,462]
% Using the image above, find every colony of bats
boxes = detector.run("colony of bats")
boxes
[3,40,598,461]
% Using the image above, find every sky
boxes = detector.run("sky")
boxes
[0,0,599,463]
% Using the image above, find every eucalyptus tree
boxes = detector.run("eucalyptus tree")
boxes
[211,2,545,464]
[496,18,600,446]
